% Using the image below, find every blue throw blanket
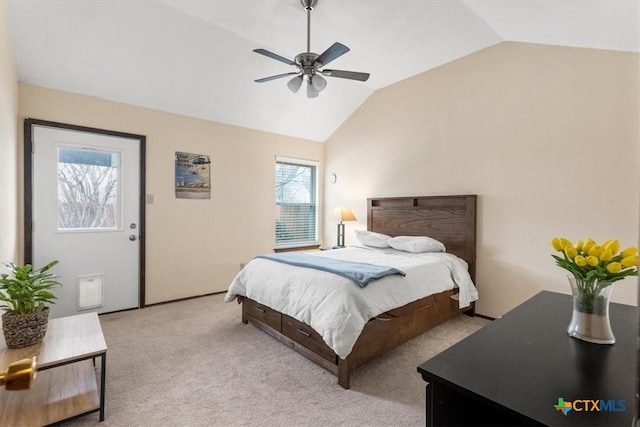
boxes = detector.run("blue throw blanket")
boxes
[255,253,405,287]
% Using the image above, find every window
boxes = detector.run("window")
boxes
[275,157,319,249]
[57,146,120,230]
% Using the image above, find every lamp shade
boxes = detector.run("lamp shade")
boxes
[340,207,357,222]
[311,74,327,92]
[287,75,303,93]
[306,82,319,98]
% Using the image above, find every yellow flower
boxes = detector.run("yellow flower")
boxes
[582,239,595,255]
[588,245,603,258]
[621,256,638,269]
[560,238,573,250]
[606,262,622,273]
[599,249,613,262]
[565,246,578,259]
[586,256,599,267]
[552,236,638,285]
[603,239,620,256]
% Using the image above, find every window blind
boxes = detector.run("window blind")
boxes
[275,158,318,248]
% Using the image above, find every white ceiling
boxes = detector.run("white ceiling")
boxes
[6,0,639,142]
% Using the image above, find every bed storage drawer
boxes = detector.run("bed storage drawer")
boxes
[244,299,282,331]
[282,314,335,363]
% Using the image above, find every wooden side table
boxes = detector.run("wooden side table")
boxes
[0,312,107,425]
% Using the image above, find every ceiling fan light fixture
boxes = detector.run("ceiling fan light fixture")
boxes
[307,83,319,98]
[253,0,370,95]
[287,75,303,93]
[311,74,327,92]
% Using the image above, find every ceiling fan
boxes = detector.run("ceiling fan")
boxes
[253,0,370,98]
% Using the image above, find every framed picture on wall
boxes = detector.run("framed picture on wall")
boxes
[175,152,211,199]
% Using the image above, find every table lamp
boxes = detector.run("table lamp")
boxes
[334,207,357,248]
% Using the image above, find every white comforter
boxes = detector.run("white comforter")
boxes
[224,246,478,359]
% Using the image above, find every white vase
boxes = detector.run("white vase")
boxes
[566,276,615,344]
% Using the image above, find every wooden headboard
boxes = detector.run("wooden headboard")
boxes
[367,195,477,282]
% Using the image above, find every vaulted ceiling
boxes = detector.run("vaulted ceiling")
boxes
[6,1,639,142]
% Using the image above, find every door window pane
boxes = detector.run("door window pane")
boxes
[57,147,120,230]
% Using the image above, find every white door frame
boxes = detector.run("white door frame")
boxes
[23,118,146,310]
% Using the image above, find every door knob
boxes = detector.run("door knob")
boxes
[129,235,137,241]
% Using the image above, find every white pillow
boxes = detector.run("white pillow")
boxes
[354,230,391,248]
[388,236,446,253]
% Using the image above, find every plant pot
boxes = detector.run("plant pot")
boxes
[2,308,50,348]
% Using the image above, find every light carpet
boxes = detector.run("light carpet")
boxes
[62,293,489,427]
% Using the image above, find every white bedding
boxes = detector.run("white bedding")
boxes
[224,246,479,359]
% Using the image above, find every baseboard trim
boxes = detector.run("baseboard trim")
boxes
[474,313,495,321]
[144,291,226,308]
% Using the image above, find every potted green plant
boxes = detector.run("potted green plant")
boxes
[0,260,62,348]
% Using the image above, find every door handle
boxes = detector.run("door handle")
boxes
[129,235,137,241]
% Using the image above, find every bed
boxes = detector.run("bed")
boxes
[225,195,478,389]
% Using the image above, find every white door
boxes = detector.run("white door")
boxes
[31,124,141,318]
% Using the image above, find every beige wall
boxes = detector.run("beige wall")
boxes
[324,42,640,318]
[8,38,639,317]
[18,85,324,304]
[0,1,19,270]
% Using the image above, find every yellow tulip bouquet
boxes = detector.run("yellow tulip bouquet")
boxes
[551,237,638,314]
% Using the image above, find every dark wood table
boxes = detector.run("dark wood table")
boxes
[417,291,636,426]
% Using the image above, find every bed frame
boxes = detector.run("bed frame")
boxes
[238,195,477,388]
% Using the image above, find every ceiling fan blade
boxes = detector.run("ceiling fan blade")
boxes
[321,69,370,82]
[253,49,296,66]
[314,42,350,67]
[254,72,299,83]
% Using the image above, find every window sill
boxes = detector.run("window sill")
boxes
[274,244,321,253]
